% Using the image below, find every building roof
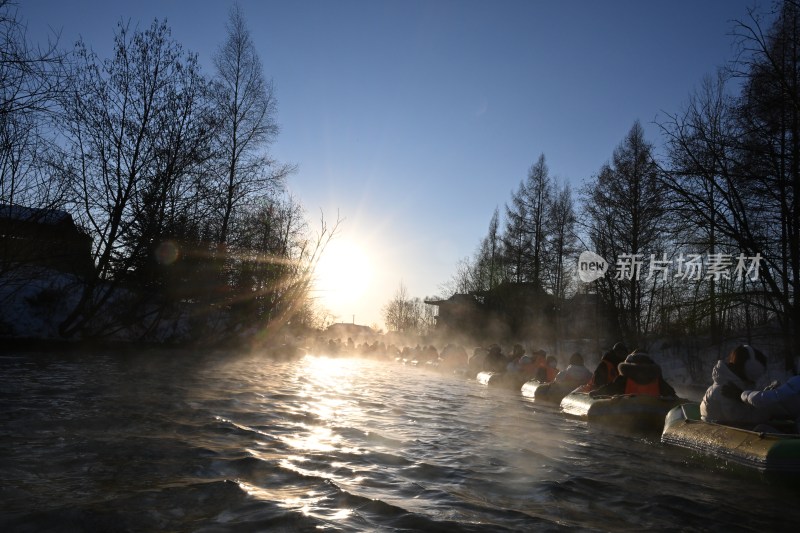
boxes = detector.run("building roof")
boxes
[0,204,73,225]
[424,293,477,306]
[326,323,374,336]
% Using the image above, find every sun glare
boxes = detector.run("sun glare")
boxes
[314,239,373,310]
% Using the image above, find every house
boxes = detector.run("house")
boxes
[424,293,484,336]
[426,282,616,343]
[325,322,375,342]
[0,204,94,276]
[475,281,555,339]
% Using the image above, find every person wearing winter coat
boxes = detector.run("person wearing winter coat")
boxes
[505,344,528,373]
[589,352,677,398]
[700,344,772,428]
[554,352,593,389]
[483,344,507,373]
[582,342,629,392]
[735,374,800,433]
[532,352,594,403]
[536,355,559,382]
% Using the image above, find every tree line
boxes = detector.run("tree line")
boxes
[428,1,799,370]
[1,2,336,343]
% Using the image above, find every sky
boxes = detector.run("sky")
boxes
[22,0,764,330]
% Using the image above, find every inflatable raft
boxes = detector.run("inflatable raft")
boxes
[521,380,576,405]
[476,371,527,390]
[560,391,688,433]
[661,403,800,474]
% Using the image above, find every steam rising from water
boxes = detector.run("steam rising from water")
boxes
[1,351,797,531]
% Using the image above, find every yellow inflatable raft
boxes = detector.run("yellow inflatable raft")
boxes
[661,403,800,474]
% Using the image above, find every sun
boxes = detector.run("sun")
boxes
[314,238,373,310]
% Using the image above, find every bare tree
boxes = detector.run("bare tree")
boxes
[57,20,216,337]
[211,3,294,246]
[383,281,417,333]
[582,121,666,345]
[0,0,65,207]
[659,72,745,341]
[503,154,552,287]
[657,2,800,368]
[545,179,578,301]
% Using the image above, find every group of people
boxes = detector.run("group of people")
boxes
[700,344,800,433]
[561,340,800,434]
[475,343,565,383]
[476,340,678,399]
[493,339,800,433]
[318,333,800,434]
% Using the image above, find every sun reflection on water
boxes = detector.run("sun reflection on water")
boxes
[231,355,372,521]
[280,426,340,453]
[236,480,353,521]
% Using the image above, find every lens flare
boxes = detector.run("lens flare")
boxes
[155,240,179,265]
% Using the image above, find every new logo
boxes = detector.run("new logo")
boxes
[577,251,608,282]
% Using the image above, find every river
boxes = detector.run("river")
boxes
[1,349,797,532]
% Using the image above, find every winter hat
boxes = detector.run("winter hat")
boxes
[569,352,584,366]
[618,352,661,384]
[610,342,629,363]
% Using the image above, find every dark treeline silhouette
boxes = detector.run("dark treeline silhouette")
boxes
[0,1,336,344]
[432,1,799,370]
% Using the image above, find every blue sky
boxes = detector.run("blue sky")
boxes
[23,0,761,329]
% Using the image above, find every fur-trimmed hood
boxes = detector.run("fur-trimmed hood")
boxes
[710,358,752,389]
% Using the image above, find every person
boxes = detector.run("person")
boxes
[467,347,487,375]
[534,352,593,403]
[422,344,439,363]
[589,351,677,398]
[726,373,800,433]
[700,344,772,428]
[483,344,507,373]
[505,344,527,373]
[536,355,558,382]
[553,352,593,390]
[439,343,468,370]
[580,342,629,392]
[516,348,546,378]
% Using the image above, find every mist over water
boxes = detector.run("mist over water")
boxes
[1,350,798,532]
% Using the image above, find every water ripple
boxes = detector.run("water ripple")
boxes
[2,351,799,531]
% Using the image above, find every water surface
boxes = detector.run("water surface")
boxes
[1,350,797,532]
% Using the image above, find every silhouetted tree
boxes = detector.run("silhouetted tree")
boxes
[57,20,217,337]
[0,0,66,207]
[383,282,420,333]
[659,72,745,341]
[544,179,578,300]
[583,121,666,344]
[211,3,293,246]
[503,154,551,287]
[472,207,504,292]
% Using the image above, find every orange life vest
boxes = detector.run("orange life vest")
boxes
[518,359,536,375]
[623,378,661,396]
[579,359,618,392]
[543,366,557,382]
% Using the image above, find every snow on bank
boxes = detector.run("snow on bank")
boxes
[0,265,217,344]
[0,265,83,339]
